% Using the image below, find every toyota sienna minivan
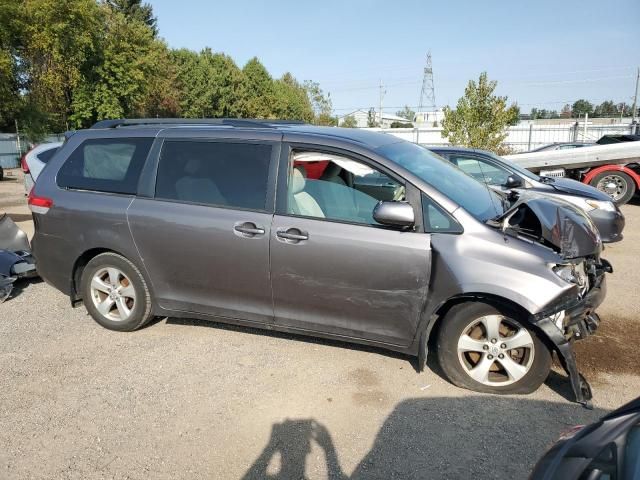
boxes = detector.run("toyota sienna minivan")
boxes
[30,119,611,405]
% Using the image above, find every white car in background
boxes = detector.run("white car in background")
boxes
[21,142,62,194]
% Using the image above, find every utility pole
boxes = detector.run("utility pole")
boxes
[631,66,639,125]
[379,80,386,128]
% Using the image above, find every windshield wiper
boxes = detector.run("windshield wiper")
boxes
[539,176,556,184]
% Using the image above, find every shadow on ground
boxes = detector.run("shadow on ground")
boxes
[241,396,607,480]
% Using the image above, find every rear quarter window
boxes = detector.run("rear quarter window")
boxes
[57,138,153,194]
[36,147,58,164]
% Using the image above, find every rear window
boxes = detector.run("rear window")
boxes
[57,138,153,194]
[155,140,272,211]
[36,147,58,164]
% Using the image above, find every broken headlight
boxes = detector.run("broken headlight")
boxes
[553,263,589,295]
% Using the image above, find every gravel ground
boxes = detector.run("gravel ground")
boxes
[1,169,639,479]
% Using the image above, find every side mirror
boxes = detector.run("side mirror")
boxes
[373,201,415,228]
[504,175,523,189]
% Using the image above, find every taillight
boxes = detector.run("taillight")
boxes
[27,190,53,214]
[20,153,29,173]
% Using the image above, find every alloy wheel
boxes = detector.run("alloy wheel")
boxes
[457,315,535,386]
[89,267,136,322]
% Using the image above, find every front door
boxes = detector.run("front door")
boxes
[270,147,431,346]
[128,137,278,324]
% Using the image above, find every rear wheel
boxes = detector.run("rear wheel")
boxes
[436,302,551,394]
[589,170,636,205]
[81,252,153,331]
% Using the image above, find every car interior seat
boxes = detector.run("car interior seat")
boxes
[289,167,325,218]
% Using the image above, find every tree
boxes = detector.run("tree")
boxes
[272,73,314,122]
[0,0,24,130]
[105,0,157,35]
[21,0,103,130]
[440,72,519,154]
[390,121,413,128]
[560,104,572,118]
[70,6,168,126]
[304,80,335,125]
[367,108,378,127]
[593,100,618,118]
[242,57,275,118]
[396,105,415,121]
[341,115,357,128]
[571,99,593,118]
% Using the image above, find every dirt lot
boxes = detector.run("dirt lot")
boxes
[1,168,639,479]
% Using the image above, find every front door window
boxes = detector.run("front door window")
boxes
[288,151,405,225]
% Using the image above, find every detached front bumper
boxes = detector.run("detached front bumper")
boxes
[533,262,610,408]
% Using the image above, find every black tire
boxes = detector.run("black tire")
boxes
[589,170,636,205]
[436,302,551,395]
[80,252,153,332]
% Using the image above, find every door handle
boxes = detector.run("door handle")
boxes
[234,222,265,237]
[276,228,309,242]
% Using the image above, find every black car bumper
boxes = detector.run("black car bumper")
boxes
[589,207,625,243]
[534,265,610,407]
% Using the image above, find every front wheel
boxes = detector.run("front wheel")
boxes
[436,302,551,395]
[589,170,636,205]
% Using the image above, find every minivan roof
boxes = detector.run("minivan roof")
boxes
[87,118,401,149]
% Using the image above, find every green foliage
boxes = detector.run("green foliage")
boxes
[395,105,415,121]
[441,72,519,154]
[23,0,103,130]
[0,0,24,129]
[529,108,559,120]
[367,108,378,127]
[341,115,357,128]
[390,121,413,128]
[571,99,593,118]
[0,0,324,133]
[105,0,157,35]
[172,48,245,118]
[70,6,168,127]
[272,73,314,122]
[303,80,336,125]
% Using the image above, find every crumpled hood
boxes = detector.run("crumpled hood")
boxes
[497,192,602,259]
[546,177,612,202]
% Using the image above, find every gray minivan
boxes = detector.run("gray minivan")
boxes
[30,119,611,405]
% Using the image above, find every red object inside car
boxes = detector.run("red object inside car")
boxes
[293,160,329,179]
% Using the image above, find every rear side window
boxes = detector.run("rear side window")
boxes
[155,140,272,211]
[37,147,58,164]
[57,138,153,194]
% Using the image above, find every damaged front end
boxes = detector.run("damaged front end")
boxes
[494,194,611,407]
[0,214,37,303]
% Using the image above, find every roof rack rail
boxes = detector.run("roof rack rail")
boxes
[90,118,306,129]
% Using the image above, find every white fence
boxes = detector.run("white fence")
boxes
[367,122,637,152]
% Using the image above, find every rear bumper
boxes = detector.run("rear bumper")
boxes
[31,232,73,296]
[589,208,625,243]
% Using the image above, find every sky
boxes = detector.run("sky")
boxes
[148,0,640,116]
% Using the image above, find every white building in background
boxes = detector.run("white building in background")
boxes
[338,110,414,128]
[337,110,369,128]
[414,109,445,126]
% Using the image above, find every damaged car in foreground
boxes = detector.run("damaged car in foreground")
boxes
[30,119,610,405]
[0,213,37,302]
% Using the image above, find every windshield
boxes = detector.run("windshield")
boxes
[485,151,540,182]
[377,141,504,221]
